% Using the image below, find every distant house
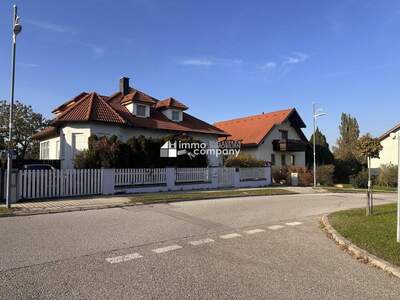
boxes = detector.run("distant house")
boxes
[33,77,228,169]
[370,123,399,171]
[214,109,308,167]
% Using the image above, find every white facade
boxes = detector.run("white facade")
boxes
[40,123,222,169]
[371,127,399,170]
[239,121,306,167]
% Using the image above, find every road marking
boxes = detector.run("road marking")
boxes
[244,229,265,235]
[189,238,215,246]
[268,225,284,230]
[106,253,142,264]
[285,222,302,226]
[220,233,242,239]
[152,244,183,254]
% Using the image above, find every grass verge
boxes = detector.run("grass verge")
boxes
[329,203,400,266]
[130,188,296,204]
[319,187,396,194]
[0,206,12,217]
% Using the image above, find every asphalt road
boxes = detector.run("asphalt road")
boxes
[0,192,399,299]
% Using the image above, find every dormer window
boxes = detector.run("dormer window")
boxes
[155,97,188,122]
[136,104,147,117]
[172,110,181,122]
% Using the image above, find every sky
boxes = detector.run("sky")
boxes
[0,0,399,147]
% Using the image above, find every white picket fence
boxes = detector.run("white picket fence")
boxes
[115,168,166,186]
[12,167,271,202]
[239,167,266,181]
[18,169,103,200]
[175,168,209,183]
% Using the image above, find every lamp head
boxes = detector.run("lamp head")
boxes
[13,16,22,36]
[390,132,397,140]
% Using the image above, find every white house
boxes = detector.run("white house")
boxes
[214,109,308,167]
[33,77,228,169]
[370,123,399,170]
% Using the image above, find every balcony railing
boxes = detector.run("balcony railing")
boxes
[272,139,307,152]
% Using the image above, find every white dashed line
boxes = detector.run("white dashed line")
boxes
[189,238,215,246]
[244,229,265,235]
[285,222,302,226]
[220,233,242,239]
[106,253,142,264]
[152,244,183,254]
[268,225,284,230]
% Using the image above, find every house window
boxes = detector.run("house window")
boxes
[280,130,288,140]
[271,153,275,165]
[40,141,50,159]
[136,104,147,117]
[281,154,286,166]
[290,154,295,165]
[172,110,181,121]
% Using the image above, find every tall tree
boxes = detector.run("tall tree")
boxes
[334,113,360,160]
[307,127,334,166]
[0,100,49,159]
[332,113,362,183]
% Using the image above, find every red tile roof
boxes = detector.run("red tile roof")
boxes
[32,126,58,140]
[155,97,188,111]
[52,92,125,125]
[214,108,306,146]
[35,86,227,140]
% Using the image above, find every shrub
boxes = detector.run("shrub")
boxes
[333,158,362,184]
[287,166,313,186]
[272,166,289,184]
[377,164,398,187]
[316,164,335,186]
[224,154,265,167]
[74,135,208,168]
[350,169,369,188]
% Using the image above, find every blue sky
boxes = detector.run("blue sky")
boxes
[0,0,399,146]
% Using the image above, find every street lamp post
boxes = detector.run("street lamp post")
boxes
[312,103,326,188]
[5,5,22,209]
[390,132,400,242]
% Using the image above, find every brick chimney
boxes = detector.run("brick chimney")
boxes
[119,77,130,95]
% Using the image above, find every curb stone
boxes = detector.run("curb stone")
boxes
[321,215,400,278]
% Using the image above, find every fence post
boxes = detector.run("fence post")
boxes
[210,167,218,189]
[102,169,115,195]
[10,169,18,203]
[166,167,175,191]
[234,168,241,188]
[265,166,271,185]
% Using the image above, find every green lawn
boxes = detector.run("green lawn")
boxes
[319,187,396,194]
[130,188,296,204]
[329,203,400,266]
[0,207,12,217]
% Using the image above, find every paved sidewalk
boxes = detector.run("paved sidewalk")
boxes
[3,186,327,214]
[12,196,131,212]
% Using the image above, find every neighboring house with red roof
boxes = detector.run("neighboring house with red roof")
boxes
[214,109,308,167]
[370,122,400,171]
[33,77,228,169]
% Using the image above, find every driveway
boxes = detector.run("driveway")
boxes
[0,193,398,299]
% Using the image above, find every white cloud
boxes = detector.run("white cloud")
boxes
[282,52,309,65]
[260,61,277,70]
[179,58,214,66]
[27,20,70,33]
[18,62,40,68]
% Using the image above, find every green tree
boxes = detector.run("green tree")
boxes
[333,113,362,183]
[334,113,360,160]
[307,127,334,166]
[0,100,49,159]
[356,133,383,216]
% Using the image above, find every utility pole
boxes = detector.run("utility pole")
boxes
[312,103,326,188]
[391,132,400,242]
[6,5,22,208]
